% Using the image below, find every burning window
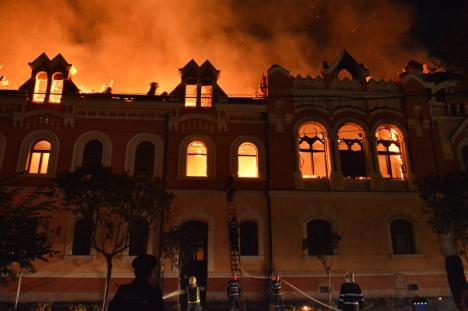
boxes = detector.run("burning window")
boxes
[238,142,258,178]
[33,72,48,103]
[338,124,366,178]
[240,221,258,256]
[134,141,155,177]
[201,85,213,107]
[185,84,197,107]
[376,126,405,179]
[82,140,103,168]
[390,219,415,254]
[298,122,328,178]
[186,141,207,177]
[49,72,64,104]
[27,140,51,174]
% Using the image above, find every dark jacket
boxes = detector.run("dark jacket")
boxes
[445,255,468,310]
[109,279,164,311]
[338,282,364,311]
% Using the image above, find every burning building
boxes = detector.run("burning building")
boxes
[0,51,466,309]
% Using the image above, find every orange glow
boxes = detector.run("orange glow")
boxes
[238,142,258,178]
[33,72,48,103]
[185,84,197,107]
[376,127,404,179]
[27,140,51,174]
[186,141,207,177]
[49,72,64,104]
[298,122,327,178]
[200,85,212,107]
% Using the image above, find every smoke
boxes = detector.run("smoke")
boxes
[0,0,429,95]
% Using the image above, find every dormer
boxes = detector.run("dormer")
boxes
[322,50,370,82]
[170,59,227,108]
[19,53,79,104]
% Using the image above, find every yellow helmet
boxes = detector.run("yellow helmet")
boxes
[189,276,197,285]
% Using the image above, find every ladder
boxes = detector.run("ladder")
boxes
[227,201,241,277]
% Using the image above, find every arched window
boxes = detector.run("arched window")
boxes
[33,72,48,103]
[201,85,213,107]
[82,140,103,168]
[338,124,366,178]
[238,142,259,178]
[185,84,197,107]
[49,72,64,104]
[305,220,333,256]
[376,126,405,179]
[298,122,328,178]
[337,69,353,80]
[186,141,207,177]
[240,221,258,256]
[390,219,416,254]
[128,220,149,256]
[27,140,51,174]
[462,145,468,171]
[72,218,92,255]
[134,141,155,177]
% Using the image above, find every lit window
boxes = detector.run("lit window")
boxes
[240,221,258,256]
[298,123,328,178]
[27,140,51,174]
[390,219,415,254]
[82,140,103,168]
[49,72,64,104]
[72,218,92,255]
[33,72,48,103]
[337,69,353,80]
[376,126,405,179]
[134,141,155,177]
[185,84,197,107]
[238,142,258,178]
[200,85,213,107]
[129,220,149,256]
[338,124,366,178]
[186,141,207,177]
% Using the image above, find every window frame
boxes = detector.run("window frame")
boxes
[239,221,259,256]
[71,131,112,171]
[17,130,60,176]
[27,140,52,174]
[32,71,48,104]
[297,122,330,179]
[337,123,367,178]
[125,133,163,177]
[375,126,406,179]
[178,135,216,179]
[389,219,417,255]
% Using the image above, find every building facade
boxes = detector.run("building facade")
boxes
[0,51,467,307]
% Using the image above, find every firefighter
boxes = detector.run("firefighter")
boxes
[186,275,203,311]
[338,272,364,311]
[270,274,284,311]
[227,274,242,311]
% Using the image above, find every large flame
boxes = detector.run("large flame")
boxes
[0,0,429,95]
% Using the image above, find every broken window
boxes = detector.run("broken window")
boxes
[390,219,415,254]
[185,84,197,107]
[72,218,93,255]
[33,72,48,103]
[298,122,328,178]
[240,221,258,256]
[338,124,366,178]
[376,126,405,179]
[238,142,258,178]
[186,141,207,177]
[128,220,149,256]
[134,141,155,177]
[82,140,103,168]
[49,72,64,104]
[27,140,51,174]
[201,85,213,107]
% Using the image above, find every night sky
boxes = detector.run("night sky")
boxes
[0,0,466,94]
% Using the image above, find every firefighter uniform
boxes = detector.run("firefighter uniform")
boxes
[227,276,241,311]
[338,279,364,311]
[187,276,202,311]
[270,275,284,311]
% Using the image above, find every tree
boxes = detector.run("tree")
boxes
[0,186,55,285]
[303,227,341,303]
[419,171,468,262]
[55,165,173,311]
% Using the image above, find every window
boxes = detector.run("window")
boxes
[298,122,328,178]
[238,143,258,178]
[338,124,366,178]
[33,72,48,103]
[49,72,64,104]
[82,140,103,168]
[305,220,333,256]
[27,140,51,174]
[134,141,155,177]
[240,221,258,256]
[72,218,93,255]
[186,141,207,177]
[376,126,405,179]
[128,221,149,256]
[185,84,197,107]
[201,85,213,107]
[390,219,416,254]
